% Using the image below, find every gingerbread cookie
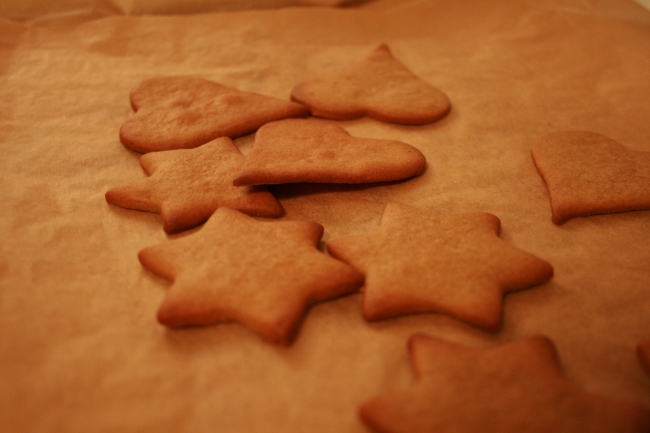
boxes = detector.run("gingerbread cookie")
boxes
[291,44,450,125]
[120,76,309,153]
[360,334,650,433]
[233,118,426,186]
[138,207,364,344]
[531,131,650,224]
[105,137,283,234]
[327,202,553,331]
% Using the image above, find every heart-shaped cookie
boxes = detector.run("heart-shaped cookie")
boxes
[120,76,309,153]
[291,44,450,125]
[531,131,650,224]
[233,118,426,186]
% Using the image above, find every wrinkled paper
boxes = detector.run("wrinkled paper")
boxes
[1,0,650,432]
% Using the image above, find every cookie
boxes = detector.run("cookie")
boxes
[637,339,650,375]
[105,137,283,234]
[138,207,364,344]
[233,118,426,186]
[359,334,650,433]
[326,202,553,331]
[531,131,650,224]
[120,76,309,153]
[291,44,450,125]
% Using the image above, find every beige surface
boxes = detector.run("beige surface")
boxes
[1,0,650,432]
[0,0,365,22]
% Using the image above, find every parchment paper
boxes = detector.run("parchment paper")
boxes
[1,0,650,432]
[0,0,367,22]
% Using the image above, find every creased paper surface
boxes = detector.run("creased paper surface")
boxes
[1,0,650,432]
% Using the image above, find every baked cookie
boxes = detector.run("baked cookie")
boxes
[233,118,426,186]
[327,202,553,331]
[138,207,364,344]
[120,76,309,153]
[359,334,650,433]
[531,131,650,224]
[105,137,283,234]
[291,44,450,125]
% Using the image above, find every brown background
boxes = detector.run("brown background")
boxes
[1,0,650,431]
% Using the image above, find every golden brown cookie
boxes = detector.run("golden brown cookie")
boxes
[327,202,553,331]
[291,44,450,125]
[138,207,364,344]
[105,137,283,234]
[120,76,309,153]
[233,118,426,186]
[531,131,650,224]
[360,334,650,433]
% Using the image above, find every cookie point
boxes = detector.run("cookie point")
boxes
[156,301,179,327]
[231,176,247,187]
[161,216,185,235]
[636,340,650,375]
[118,122,145,153]
[374,42,391,52]
[357,398,379,424]
[551,212,568,225]
[540,260,554,280]
[104,189,115,203]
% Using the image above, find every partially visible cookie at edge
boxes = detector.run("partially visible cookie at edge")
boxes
[120,76,309,153]
[359,334,650,433]
[291,44,450,125]
[531,131,650,224]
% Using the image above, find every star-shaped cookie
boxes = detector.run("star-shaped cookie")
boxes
[360,334,650,433]
[120,76,309,153]
[531,131,650,224]
[233,118,426,186]
[138,207,365,344]
[105,137,283,234]
[326,202,553,331]
[291,44,450,125]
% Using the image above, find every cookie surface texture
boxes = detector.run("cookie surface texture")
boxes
[120,76,309,153]
[291,44,450,125]
[105,137,283,234]
[359,334,650,433]
[326,202,553,330]
[233,118,426,186]
[138,207,364,344]
[531,131,650,224]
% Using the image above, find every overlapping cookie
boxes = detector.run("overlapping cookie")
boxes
[327,202,553,331]
[120,76,309,153]
[360,334,650,433]
[138,207,364,344]
[531,131,650,224]
[105,137,283,234]
[291,44,450,125]
[233,118,426,186]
